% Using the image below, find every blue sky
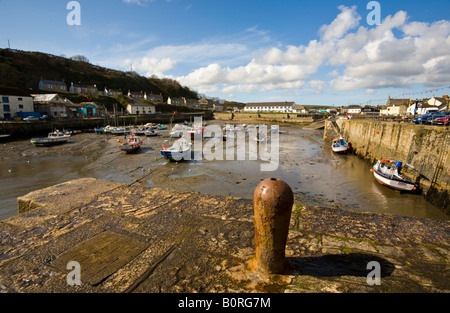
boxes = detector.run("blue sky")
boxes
[1,0,450,106]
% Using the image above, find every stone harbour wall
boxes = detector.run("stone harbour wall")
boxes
[324,119,450,213]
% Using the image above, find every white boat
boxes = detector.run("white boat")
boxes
[160,138,192,161]
[170,124,190,138]
[131,127,146,136]
[30,130,71,146]
[145,128,160,137]
[111,127,131,135]
[331,137,349,153]
[371,159,416,191]
[118,136,143,153]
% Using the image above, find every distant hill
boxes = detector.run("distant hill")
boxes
[0,49,198,101]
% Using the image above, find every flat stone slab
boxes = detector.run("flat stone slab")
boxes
[0,178,449,293]
[51,231,148,286]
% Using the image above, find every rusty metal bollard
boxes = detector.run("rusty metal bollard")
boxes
[253,178,294,274]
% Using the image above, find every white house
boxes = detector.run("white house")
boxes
[293,105,307,113]
[427,96,449,111]
[0,87,34,120]
[347,105,362,114]
[126,99,156,115]
[408,102,440,115]
[244,102,295,113]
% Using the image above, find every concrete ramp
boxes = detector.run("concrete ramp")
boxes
[303,119,326,130]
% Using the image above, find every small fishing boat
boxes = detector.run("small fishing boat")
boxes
[118,136,143,153]
[371,159,416,191]
[160,138,192,161]
[30,130,71,147]
[145,128,160,137]
[131,127,146,136]
[170,124,190,138]
[94,127,105,134]
[157,124,168,130]
[331,137,350,153]
[111,127,131,135]
[0,133,11,140]
[188,127,204,139]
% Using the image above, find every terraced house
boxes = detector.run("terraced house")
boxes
[243,101,296,113]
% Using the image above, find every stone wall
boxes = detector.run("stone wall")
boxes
[324,119,450,213]
[0,112,212,137]
[214,112,322,123]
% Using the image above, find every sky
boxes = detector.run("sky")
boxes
[1,0,450,106]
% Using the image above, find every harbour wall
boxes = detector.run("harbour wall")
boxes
[324,119,450,214]
[0,111,213,138]
[214,112,323,124]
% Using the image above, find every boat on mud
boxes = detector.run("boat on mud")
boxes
[30,130,71,147]
[118,136,143,154]
[160,138,192,161]
[371,159,417,191]
[145,128,160,137]
[331,137,350,153]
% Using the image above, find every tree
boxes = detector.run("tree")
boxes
[70,55,90,63]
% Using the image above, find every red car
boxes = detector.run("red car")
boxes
[433,115,450,125]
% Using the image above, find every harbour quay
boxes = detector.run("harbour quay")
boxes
[0,177,448,293]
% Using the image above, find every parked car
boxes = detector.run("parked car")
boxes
[433,115,450,126]
[23,116,40,121]
[428,111,450,124]
[413,113,433,124]
[415,112,438,124]
[39,115,53,121]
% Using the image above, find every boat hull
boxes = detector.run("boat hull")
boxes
[372,168,415,191]
[160,149,191,161]
[332,146,348,153]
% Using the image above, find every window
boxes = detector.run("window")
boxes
[2,97,9,103]
[18,97,23,101]
[3,104,10,112]
[19,104,23,109]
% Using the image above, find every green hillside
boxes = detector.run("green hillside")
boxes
[0,49,198,101]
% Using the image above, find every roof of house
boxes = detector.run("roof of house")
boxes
[246,102,295,107]
[40,80,67,86]
[31,94,65,103]
[126,98,155,107]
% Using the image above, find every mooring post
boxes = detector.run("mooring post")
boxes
[253,178,294,274]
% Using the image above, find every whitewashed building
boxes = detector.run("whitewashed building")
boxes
[0,87,34,120]
[244,102,295,113]
[126,99,156,115]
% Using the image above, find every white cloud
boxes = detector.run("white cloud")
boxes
[124,56,176,76]
[117,5,450,97]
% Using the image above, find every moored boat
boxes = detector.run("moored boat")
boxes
[331,137,350,153]
[118,136,143,153]
[160,138,192,161]
[111,127,131,135]
[30,130,71,147]
[131,127,146,136]
[371,159,416,191]
[145,128,160,136]
[157,124,168,130]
